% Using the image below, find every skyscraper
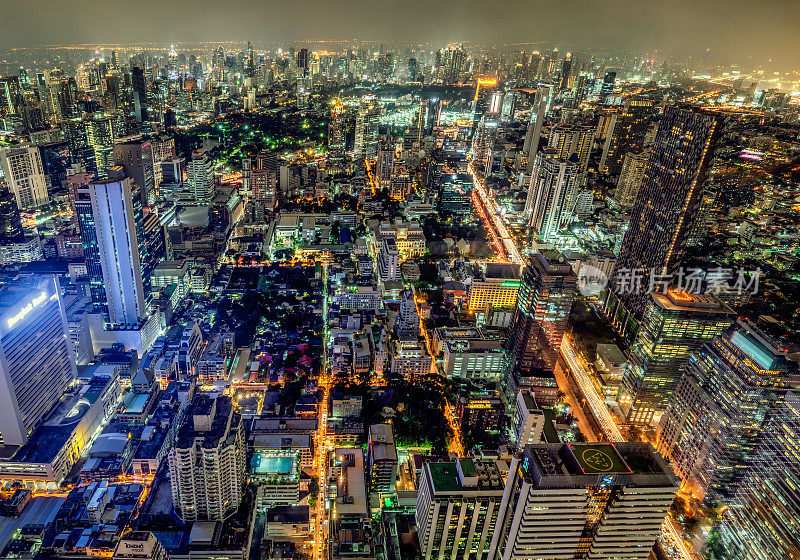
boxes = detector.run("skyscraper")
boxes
[606,107,724,331]
[547,123,593,185]
[0,275,77,446]
[620,290,732,426]
[614,149,650,209]
[169,394,245,521]
[598,101,655,177]
[367,423,398,494]
[327,98,346,167]
[187,152,214,205]
[0,145,49,210]
[523,85,551,172]
[657,319,799,501]
[0,187,23,243]
[354,98,380,159]
[114,137,155,206]
[506,251,577,377]
[78,176,148,326]
[488,443,678,560]
[524,151,580,243]
[719,392,800,560]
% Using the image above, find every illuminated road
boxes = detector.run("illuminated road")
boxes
[468,162,525,265]
[314,263,330,560]
[560,334,625,443]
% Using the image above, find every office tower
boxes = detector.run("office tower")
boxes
[614,149,649,209]
[330,449,373,560]
[378,237,400,282]
[489,443,678,560]
[252,168,277,208]
[354,99,380,158]
[467,263,523,315]
[523,85,551,171]
[524,152,580,243]
[548,123,593,185]
[367,423,398,494]
[0,145,49,210]
[598,70,616,100]
[296,48,309,75]
[408,57,417,81]
[657,319,799,501]
[131,66,147,122]
[409,100,426,147]
[396,290,420,340]
[719,392,800,560]
[416,457,505,560]
[84,176,148,326]
[187,153,214,205]
[0,187,23,243]
[620,291,732,426]
[113,532,167,560]
[425,98,441,136]
[512,390,545,447]
[559,52,573,89]
[114,138,155,206]
[471,114,500,170]
[436,45,467,85]
[473,77,499,124]
[0,275,77,446]
[0,77,21,117]
[606,107,724,329]
[86,114,117,179]
[169,394,245,521]
[376,140,395,187]
[598,101,655,177]
[327,98,346,166]
[506,251,577,375]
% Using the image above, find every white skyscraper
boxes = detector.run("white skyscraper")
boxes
[548,123,594,185]
[90,177,146,326]
[0,145,49,210]
[0,275,77,446]
[525,152,580,243]
[354,99,380,158]
[187,153,214,205]
[378,237,400,282]
[523,85,551,172]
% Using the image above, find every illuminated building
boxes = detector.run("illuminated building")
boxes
[524,151,580,243]
[378,237,400,282]
[614,149,649,209]
[656,319,798,501]
[0,275,76,446]
[598,100,655,177]
[396,290,420,340]
[456,390,504,432]
[719,391,800,560]
[467,263,523,315]
[559,52,573,90]
[367,423,397,494]
[620,291,732,426]
[438,173,473,216]
[523,85,551,172]
[472,77,500,124]
[416,458,505,560]
[187,152,214,205]
[547,123,593,185]
[0,145,49,210]
[435,45,467,85]
[598,70,616,100]
[113,532,168,560]
[354,98,380,158]
[375,220,426,259]
[327,99,347,166]
[488,443,678,560]
[330,448,373,560]
[505,251,576,375]
[390,340,432,380]
[606,107,724,334]
[113,137,155,206]
[512,390,545,447]
[471,114,500,170]
[0,186,23,243]
[169,394,245,521]
[442,335,505,380]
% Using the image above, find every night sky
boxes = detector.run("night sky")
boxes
[1,0,798,70]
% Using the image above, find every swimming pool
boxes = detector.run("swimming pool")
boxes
[251,454,294,474]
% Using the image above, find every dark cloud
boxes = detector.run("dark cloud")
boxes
[1,0,798,70]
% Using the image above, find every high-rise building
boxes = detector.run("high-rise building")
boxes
[114,137,155,206]
[524,151,580,243]
[559,52,573,90]
[0,275,77,446]
[467,263,523,315]
[547,123,593,185]
[396,290,420,340]
[506,251,577,376]
[187,152,214,205]
[81,176,148,325]
[620,290,732,426]
[614,149,650,209]
[523,85,551,171]
[598,101,655,177]
[0,145,49,210]
[471,114,500,170]
[598,70,616,100]
[0,187,23,243]
[367,423,398,494]
[656,319,798,501]
[169,394,245,521]
[473,77,499,124]
[488,443,678,560]
[327,98,346,167]
[416,457,505,560]
[378,237,400,282]
[354,99,380,159]
[719,392,800,560]
[512,390,545,448]
[606,107,724,331]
